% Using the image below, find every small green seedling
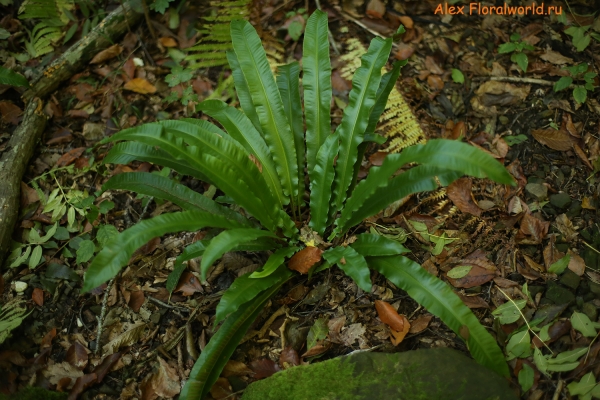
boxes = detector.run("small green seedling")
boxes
[284,8,309,41]
[564,25,600,52]
[498,33,534,73]
[553,63,597,104]
[164,65,199,106]
[451,68,464,84]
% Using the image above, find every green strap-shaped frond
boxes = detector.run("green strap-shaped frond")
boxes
[308,134,339,236]
[230,20,299,204]
[277,62,305,209]
[201,228,279,280]
[331,36,393,213]
[337,139,515,234]
[250,246,299,278]
[303,9,332,174]
[101,172,250,227]
[336,166,462,236]
[226,50,263,134]
[102,123,280,231]
[350,233,408,256]
[364,61,404,137]
[180,280,288,400]
[215,266,293,324]
[82,211,248,292]
[322,246,371,292]
[197,99,284,208]
[104,141,209,182]
[369,255,510,377]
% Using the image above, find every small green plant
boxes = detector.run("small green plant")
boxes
[163,65,199,105]
[451,68,464,84]
[503,134,528,146]
[498,33,534,73]
[83,11,514,398]
[553,63,597,104]
[284,7,309,41]
[0,66,30,87]
[564,24,600,52]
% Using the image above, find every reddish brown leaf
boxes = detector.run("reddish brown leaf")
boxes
[175,272,203,296]
[250,358,281,379]
[573,143,593,170]
[32,287,44,307]
[531,128,573,151]
[128,290,145,313]
[65,342,89,370]
[389,320,410,346]
[124,78,156,94]
[279,346,300,368]
[532,320,571,348]
[56,147,86,167]
[394,43,414,60]
[20,182,40,209]
[457,293,490,309]
[375,300,406,332]
[446,265,495,288]
[159,37,178,47]
[0,101,22,125]
[452,121,467,139]
[399,16,414,29]
[209,377,232,400]
[369,151,388,166]
[41,328,56,349]
[92,353,121,382]
[301,342,331,357]
[447,178,482,216]
[67,373,97,400]
[288,246,323,274]
[517,213,549,244]
[427,75,444,91]
[90,44,123,64]
[408,314,432,334]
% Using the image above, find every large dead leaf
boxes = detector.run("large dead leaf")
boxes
[340,323,366,346]
[140,357,180,400]
[250,359,281,379]
[539,49,573,65]
[65,342,89,370]
[517,213,549,244]
[531,128,574,151]
[408,314,432,334]
[0,101,22,125]
[446,264,495,288]
[288,246,323,274]
[175,271,203,296]
[375,300,407,332]
[102,323,146,354]
[42,361,83,388]
[124,78,156,94]
[446,178,482,216]
[567,250,586,276]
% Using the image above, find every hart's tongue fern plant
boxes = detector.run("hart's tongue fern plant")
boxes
[82,10,514,398]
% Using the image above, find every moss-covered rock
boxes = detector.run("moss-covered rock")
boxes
[241,348,517,400]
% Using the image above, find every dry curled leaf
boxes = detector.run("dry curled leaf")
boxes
[288,246,323,274]
[375,300,406,332]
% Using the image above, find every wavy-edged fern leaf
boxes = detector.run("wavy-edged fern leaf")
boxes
[200,228,279,280]
[322,246,371,292]
[230,20,299,207]
[331,37,392,214]
[308,134,339,236]
[101,172,250,226]
[303,10,332,174]
[215,266,292,324]
[276,62,305,208]
[227,50,263,133]
[19,0,72,25]
[250,246,299,278]
[82,211,249,292]
[350,233,408,256]
[369,255,509,377]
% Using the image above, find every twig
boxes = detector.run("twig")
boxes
[148,296,191,311]
[140,0,156,40]
[95,278,115,355]
[552,379,564,400]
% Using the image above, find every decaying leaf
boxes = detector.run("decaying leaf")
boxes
[517,213,549,244]
[555,214,578,242]
[102,323,146,354]
[175,271,203,296]
[288,246,323,274]
[531,128,573,151]
[90,44,123,64]
[222,360,253,377]
[140,357,180,400]
[250,358,281,379]
[65,341,89,370]
[340,323,366,346]
[567,250,586,276]
[446,178,482,216]
[375,300,406,332]
[408,314,433,334]
[446,265,495,288]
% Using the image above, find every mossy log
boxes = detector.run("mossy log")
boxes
[1,2,143,266]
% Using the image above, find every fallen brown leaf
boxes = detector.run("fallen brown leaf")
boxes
[209,377,232,400]
[250,358,281,379]
[159,37,177,47]
[517,213,549,244]
[531,128,573,151]
[0,101,22,125]
[389,320,410,346]
[280,346,300,368]
[124,78,156,94]
[409,314,433,334]
[222,360,253,377]
[90,44,123,64]
[56,148,86,167]
[446,178,482,216]
[128,290,145,313]
[32,287,44,307]
[375,300,406,332]
[140,357,180,400]
[567,250,586,276]
[175,271,203,296]
[446,265,495,288]
[288,246,323,274]
[65,342,89,370]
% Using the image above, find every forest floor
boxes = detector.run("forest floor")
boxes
[1,0,600,399]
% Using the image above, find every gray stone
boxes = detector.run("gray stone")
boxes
[582,302,598,322]
[545,281,575,305]
[525,183,547,200]
[560,270,581,290]
[550,193,571,209]
[241,348,517,400]
[82,122,105,141]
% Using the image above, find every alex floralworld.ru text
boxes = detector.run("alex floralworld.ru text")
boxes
[434,2,563,16]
